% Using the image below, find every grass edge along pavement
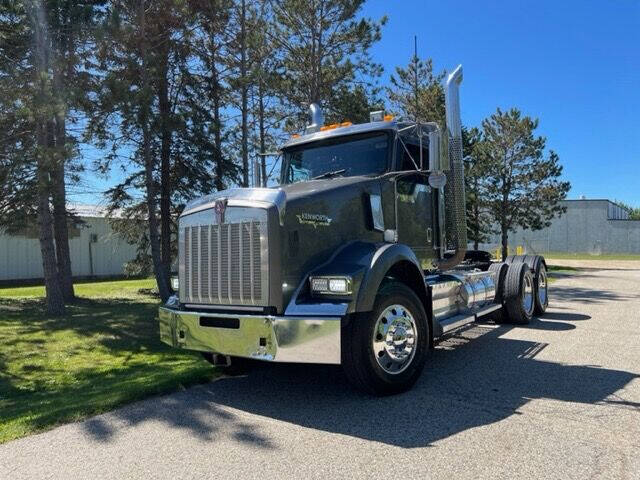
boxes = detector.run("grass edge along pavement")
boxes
[546,264,580,283]
[541,251,640,261]
[0,278,216,444]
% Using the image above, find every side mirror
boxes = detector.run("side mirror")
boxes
[427,127,449,172]
[427,127,448,189]
[415,122,448,172]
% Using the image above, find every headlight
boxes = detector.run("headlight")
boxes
[171,277,179,291]
[310,276,352,295]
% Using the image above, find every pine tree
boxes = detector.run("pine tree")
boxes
[89,0,214,301]
[463,126,494,250]
[30,0,66,314]
[614,200,640,220]
[0,2,38,231]
[189,0,239,191]
[246,0,288,185]
[386,55,446,127]
[327,84,383,125]
[45,0,103,301]
[268,0,385,130]
[475,108,571,259]
[225,0,253,187]
[1,1,101,312]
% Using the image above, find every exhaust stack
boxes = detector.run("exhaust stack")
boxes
[437,65,467,270]
[305,103,324,134]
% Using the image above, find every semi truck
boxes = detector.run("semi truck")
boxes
[158,65,549,395]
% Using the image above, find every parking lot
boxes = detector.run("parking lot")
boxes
[1,260,639,480]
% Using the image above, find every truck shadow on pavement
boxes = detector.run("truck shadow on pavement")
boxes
[549,286,635,304]
[81,311,638,449]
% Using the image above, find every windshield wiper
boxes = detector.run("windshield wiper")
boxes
[311,169,346,180]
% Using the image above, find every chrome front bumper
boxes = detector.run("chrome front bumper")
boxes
[159,307,341,364]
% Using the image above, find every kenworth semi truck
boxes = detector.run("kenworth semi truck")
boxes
[159,65,549,395]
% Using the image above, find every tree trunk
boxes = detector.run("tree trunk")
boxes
[37,183,66,315]
[36,122,66,316]
[212,66,224,191]
[31,2,65,315]
[143,123,171,302]
[501,226,508,261]
[258,82,267,186]
[140,2,170,302]
[158,45,172,273]
[51,69,75,300]
[51,123,74,300]
[240,0,249,187]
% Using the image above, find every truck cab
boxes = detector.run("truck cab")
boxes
[159,65,549,395]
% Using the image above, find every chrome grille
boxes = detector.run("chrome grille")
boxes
[180,208,268,306]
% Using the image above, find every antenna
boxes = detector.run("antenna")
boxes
[414,35,419,122]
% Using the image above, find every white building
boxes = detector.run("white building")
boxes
[477,199,640,255]
[0,205,138,281]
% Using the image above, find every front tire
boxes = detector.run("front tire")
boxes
[342,282,429,396]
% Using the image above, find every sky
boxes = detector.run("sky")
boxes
[73,0,640,207]
[364,0,640,206]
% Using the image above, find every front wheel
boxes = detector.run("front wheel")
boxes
[342,282,429,396]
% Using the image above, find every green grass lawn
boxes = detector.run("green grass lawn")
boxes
[547,265,579,272]
[0,278,215,444]
[542,252,640,261]
[546,264,580,283]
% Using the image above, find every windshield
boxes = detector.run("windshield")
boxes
[281,133,390,184]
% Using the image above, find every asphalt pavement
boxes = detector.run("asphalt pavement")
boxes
[1,260,639,479]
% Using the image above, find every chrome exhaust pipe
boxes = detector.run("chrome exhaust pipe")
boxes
[437,65,467,270]
[305,103,324,134]
[445,65,463,146]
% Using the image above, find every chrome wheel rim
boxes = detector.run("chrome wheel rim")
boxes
[522,272,534,315]
[372,304,417,375]
[537,265,548,307]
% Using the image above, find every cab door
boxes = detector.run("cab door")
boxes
[395,142,436,269]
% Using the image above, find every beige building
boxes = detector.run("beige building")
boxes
[0,205,138,281]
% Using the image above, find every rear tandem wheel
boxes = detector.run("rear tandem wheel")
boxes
[505,254,549,315]
[502,262,535,324]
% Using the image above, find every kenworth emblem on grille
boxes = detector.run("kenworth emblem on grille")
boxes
[296,212,332,228]
[214,198,228,223]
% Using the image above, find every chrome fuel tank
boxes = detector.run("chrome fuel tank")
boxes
[426,270,496,322]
